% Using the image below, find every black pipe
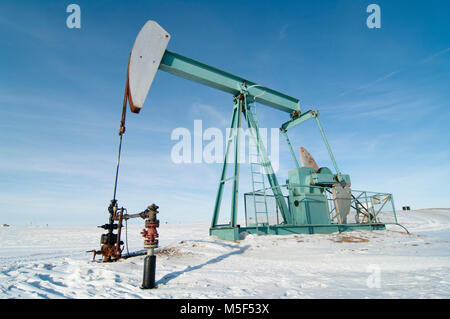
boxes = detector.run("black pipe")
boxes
[141,255,156,289]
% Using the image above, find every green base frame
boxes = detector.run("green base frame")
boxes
[209,223,386,241]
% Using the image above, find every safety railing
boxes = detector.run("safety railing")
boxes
[325,188,397,225]
[244,184,397,227]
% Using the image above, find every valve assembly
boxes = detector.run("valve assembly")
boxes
[91,201,160,289]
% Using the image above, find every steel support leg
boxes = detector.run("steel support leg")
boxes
[211,102,239,228]
[230,98,243,227]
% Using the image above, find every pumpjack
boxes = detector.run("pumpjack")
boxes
[95,19,401,265]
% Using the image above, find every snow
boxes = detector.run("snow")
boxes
[1,209,449,299]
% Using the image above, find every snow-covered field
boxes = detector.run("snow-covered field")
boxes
[1,209,449,299]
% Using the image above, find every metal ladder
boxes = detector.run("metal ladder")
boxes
[248,104,270,234]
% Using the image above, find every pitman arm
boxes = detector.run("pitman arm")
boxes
[280,109,343,179]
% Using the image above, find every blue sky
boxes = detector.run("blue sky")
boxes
[0,0,449,226]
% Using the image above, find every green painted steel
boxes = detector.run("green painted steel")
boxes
[280,110,341,179]
[280,110,317,132]
[209,226,240,241]
[288,168,330,225]
[248,102,270,233]
[210,223,386,241]
[281,110,342,179]
[211,104,239,228]
[230,98,243,227]
[391,194,399,224]
[151,48,397,241]
[282,131,301,172]
[244,105,291,223]
[159,50,300,114]
[314,115,342,178]
[211,90,291,229]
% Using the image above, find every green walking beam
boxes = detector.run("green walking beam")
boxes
[159,50,300,114]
